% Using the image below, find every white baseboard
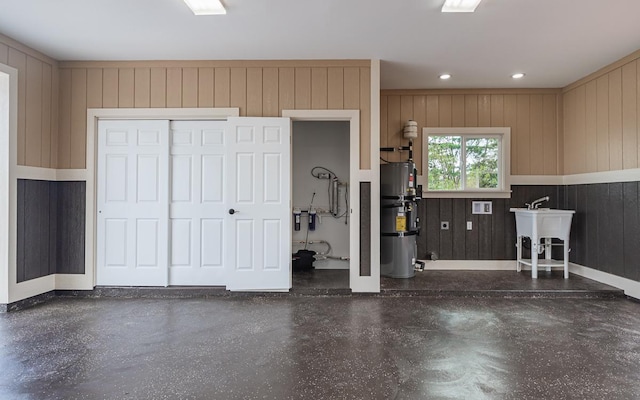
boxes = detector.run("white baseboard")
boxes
[569,263,640,300]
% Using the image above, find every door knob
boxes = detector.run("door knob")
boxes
[229,208,238,215]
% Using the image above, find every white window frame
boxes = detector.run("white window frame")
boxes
[422,127,511,198]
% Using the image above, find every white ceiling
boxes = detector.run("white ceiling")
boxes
[0,0,639,89]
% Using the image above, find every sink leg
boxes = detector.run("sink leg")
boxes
[545,238,552,272]
[532,241,538,279]
[564,240,569,279]
[516,235,522,272]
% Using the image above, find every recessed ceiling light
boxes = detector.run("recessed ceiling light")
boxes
[441,0,483,13]
[183,0,226,15]
[512,73,525,79]
[439,74,452,80]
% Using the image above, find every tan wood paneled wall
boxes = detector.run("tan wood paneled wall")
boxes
[0,34,59,168]
[57,60,372,170]
[563,50,640,174]
[380,89,562,176]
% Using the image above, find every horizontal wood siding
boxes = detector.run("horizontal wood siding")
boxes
[563,54,640,174]
[58,61,372,170]
[380,90,561,175]
[1,35,59,168]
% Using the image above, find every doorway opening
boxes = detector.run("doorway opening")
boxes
[291,121,351,291]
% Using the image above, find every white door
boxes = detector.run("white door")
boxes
[169,121,228,286]
[96,120,170,286]
[225,117,291,291]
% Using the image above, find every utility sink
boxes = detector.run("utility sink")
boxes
[510,208,575,279]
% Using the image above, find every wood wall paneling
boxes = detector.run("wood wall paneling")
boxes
[70,69,87,169]
[596,75,610,171]
[609,68,623,171]
[327,67,344,109]
[584,82,598,173]
[386,96,401,162]
[246,67,263,117]
[229,67,246,114]
[503,95,518,175]
[58,69,71,169]
[262,67,278,117]
[529,94,544,175]
[117,68,134,108]
[294,67,311,109]
[134,68,151,108]
[87,69,103,109]
[359,67,371,169]
[56,61,372,170]
[150,67,167,108]
[182,67,199,108]
[214,67,230,107]
[41,64,53,168]
[278,67,295,112]
[542,94,558,174]
[574,86,587,174]
[343,68,360,110]
[451,95,465,127]
[0,42,8,64]
[380,90,562,176]
[25,56,43,167]
[198,67,214,108]
[166,67,182,108]
[412,95,426,175]
[464,95,478,127]
[8,48,27,166]
[102,68,119,108]
[311,67,328,110]
[622,61,638,169]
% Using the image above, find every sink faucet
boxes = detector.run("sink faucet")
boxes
[526,196,549,210]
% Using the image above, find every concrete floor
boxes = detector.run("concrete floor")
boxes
[293,269,623,298]
[2,296,640,399]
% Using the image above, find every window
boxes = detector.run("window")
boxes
[422,127,510,197]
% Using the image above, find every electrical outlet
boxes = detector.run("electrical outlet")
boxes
[467,221,472,230]
[441,221,449,230]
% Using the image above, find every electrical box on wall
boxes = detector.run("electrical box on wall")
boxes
[472,201,492,214]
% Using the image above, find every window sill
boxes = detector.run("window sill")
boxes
[421,190,512,199]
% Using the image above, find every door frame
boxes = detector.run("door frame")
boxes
[0,64,17,304]
[76,108,240,289]
[282,110,360,291]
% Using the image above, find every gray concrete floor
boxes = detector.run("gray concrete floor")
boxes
[293,269,623,297]
[2,296,640,399]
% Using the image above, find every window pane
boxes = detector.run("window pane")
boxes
[465,137,499,189]
[428,136,461,190]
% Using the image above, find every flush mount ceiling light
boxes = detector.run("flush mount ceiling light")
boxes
[512,73,526,79]
[441,0,483,13]
[183,0,226,15]
[439,74,452,80]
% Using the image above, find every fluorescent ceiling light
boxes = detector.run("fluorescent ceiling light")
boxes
[183,0,226,15]
[512,73,525,79]
[439,74,451,80]
[441,0,482,13]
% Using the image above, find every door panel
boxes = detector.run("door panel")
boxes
[97,120,169,286]
[226,117,291,291]
[169,120,227,286]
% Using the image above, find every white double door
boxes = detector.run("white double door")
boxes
[96,118,291,290]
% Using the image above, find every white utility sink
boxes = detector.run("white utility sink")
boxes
[510,208,575,279]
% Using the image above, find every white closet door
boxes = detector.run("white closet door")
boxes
[96,120,170,286]
[225,117,291,291]
[169,121,228,286]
